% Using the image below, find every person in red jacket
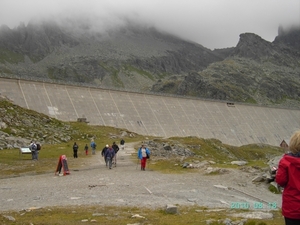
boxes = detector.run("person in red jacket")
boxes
[276,130,300,225]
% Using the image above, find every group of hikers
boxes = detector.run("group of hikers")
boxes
[72,139,125,169]
[72,139,98,158]
[29,136,151,171]
[72,138,151,170]
[101,141,120,169]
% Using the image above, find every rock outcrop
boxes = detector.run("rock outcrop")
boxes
[0,96,77,149]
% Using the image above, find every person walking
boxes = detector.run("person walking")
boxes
[73,142,79,158]
[112,141,119,166]
[90,140,97,155]
[120,139,125,150]
[276,130,300,225]
[104,145,115,169]
[84,144,89,155]
[101,144,109,167]
[33,142,41,160]
[137,144,150,171]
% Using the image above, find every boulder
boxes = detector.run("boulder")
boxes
[231,161,247,166]
[165,204,178,214]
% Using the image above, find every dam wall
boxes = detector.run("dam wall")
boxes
[0,77,299,146]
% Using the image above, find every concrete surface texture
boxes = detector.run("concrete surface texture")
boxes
[0,77,299,146]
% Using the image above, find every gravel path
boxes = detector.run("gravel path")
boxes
[0,142,282,212]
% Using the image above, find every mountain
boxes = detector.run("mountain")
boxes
[169,30,300,107]
[153,29,300,108]
[0,19,299,108]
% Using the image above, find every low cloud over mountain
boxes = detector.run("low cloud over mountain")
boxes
[0,19,299,108]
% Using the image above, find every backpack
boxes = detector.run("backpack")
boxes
[101,147,108,156]
[106,148,115,158]
[113,144,119,153]
[91,142,96,148]
[31,143,37,151]
[36,143,41,150]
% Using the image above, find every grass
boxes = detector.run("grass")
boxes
[155,137,283,167]
[0,47,24,64]
[244,96,258,104]
[0,205,284,225]
[0,143,100,178]
[124,64,155,80]
[0,123,146,178]
[147,157,196,174]
[99,61,124,87]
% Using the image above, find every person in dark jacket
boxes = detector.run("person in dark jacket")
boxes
[84,144,89,155]
[112,142,119,166]
[73,142,79,158]
[104,145,115,169]
[276,130,300,225]
[101,144,109,167]
[120,139,125,150]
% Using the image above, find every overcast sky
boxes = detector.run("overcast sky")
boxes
[0,0,299,49]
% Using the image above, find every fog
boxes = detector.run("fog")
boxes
[0,0,299,49]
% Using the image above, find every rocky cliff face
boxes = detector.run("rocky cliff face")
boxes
[0,20,299,108]
[153,29,300,108]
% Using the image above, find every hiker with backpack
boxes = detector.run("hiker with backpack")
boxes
[73,142,79,158]
[104,145,115,169]
[112,141,119,166]
[101,144,109,167]
[29,141,38,160]
[90,140,97,155]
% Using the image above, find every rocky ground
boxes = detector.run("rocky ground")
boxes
[0,142,282,220]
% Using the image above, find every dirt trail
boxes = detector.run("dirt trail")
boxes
[0,142,282,212]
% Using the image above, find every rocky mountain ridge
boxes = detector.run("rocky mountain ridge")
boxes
[0,20,299,108]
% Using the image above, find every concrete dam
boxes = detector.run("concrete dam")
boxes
[0,77,299,147]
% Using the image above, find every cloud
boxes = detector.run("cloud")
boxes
[0,0,299,49]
